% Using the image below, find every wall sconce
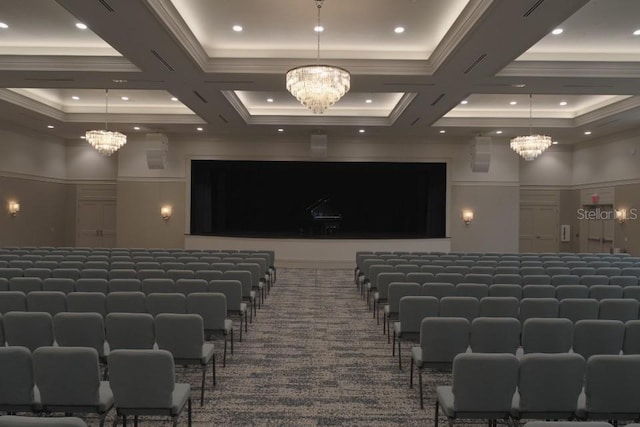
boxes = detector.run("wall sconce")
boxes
[160,206,172,221]
[8,201,20,216]
[462,210,474,225]
[616,209,628,224]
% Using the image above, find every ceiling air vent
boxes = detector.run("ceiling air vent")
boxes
[523,0,545,17]
[410,117,421,126]
[218,115,228,124]
[431,93,446,106]
[25,78,74,82]
[97,0,116,12]
[150,50,175,72]
[463,54,487,75]
[193,91,207,103]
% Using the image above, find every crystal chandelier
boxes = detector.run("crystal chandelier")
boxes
[286,0,350,114]
[510,94,552,161]
[85,89,126,156]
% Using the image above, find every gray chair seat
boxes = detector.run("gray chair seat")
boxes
[0,416,87,426]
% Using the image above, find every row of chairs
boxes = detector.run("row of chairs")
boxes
[0,292,234,356]
[0,346,192,426]
[382,284,640,336]
[434,353,640,426]
[410,317,640,409]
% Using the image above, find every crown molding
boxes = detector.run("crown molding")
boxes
[574,96,640,126]
[0,89,65,121]
[499,61,640,78]
[0,55,139,72]
[435,117,569,128]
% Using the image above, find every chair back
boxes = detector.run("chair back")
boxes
[66,292,107,317]
[54,312,106,356]
[186,292,227,331]
[420,317,470,363]
[3,311,54,351]
[155,313,204,359]
[573,319,625,359]
[522,318,573,354]
[583,355,640,416]
[438,297,479,322]
[106,313,155,350]
[470,317,520,354]
[146,293,187,316]
[397,296,438,334]
[0,346,37,408]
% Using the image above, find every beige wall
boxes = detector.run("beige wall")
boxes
[559,189,580,253]
[450,184,519,253]
[116,180,186,249]
[612,183,640,256]
[0,176,74,246]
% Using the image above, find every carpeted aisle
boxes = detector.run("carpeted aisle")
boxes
[87,268,474,426]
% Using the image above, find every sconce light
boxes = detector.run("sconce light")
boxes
[8,201,20,216]
[616,209,627,224]
[462,210,474,225]
[160,206,172,221]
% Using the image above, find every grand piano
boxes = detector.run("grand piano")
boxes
[306,195,342,236]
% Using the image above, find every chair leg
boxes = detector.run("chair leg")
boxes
[212,355,216,387]
[122,415,127,427]
[200,364,206,406]
[387,318,391,344]
[134,416,138,427]
[112,414,119,427]
[392,330,396,356]
[230,328,234,354]
[223,337,227,367]
[435,400,439,427]
[99,414,106,427]
[398,338,403,370]
[188,397,192,427]
[409,357,414,387]
[419,368,424,409]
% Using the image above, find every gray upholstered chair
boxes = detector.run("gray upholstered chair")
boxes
[598,298,639,322]
[0,347,41,414]
[106,291,146,313]
[410,317,471,408]
[435,353,518,427]
[488,284,522,300]
[624,320,640,354]
[175,278,208,296]
[136,269,167,280]
[223,270,256,320]
[512,353,585,421]
[146,293,187,316]
[421,282,456,300]
[66,292,107,317]
[195,269,224,282]
[33,347,113,426]
[75,278,108,294]
[105,313,155,350]
[519,298,560,325]
[576,355,640,422]
[469,317,520,354]
[573,319,625,359]
[26,291,66,316]
[609,275,639,288]
[522,275,552,286]
[455,283,489,299]
[42,277,75,294]
[141,278,176,295]
[108,278,141,292]
[555,284,589,300]
[580,275,609,287]
[522,285,556,299]
[209,279,246,342]
[385,282,422,340]
[0,290,27,314]
[551,274,581,286]
[392,296,438,370]
[521,318,573,354]
[9,277,42,293]
[462,273,493,286]
[108,349,192,426]
[186,292,232,366]
[54,312,107,359]
[438,296,479,322]
[559,298,599,323]
[155,313,216,406]
[3,311,54,351]
[478,296,519,318]
[589,285,624,301]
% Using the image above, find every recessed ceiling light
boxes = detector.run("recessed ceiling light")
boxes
[267,98,274,103]
[133,126,140,130]
[552,141,559,145]
[512,83,526,88]
[197,127,203,131]
[0,23,8,29]
[277,128,284,132]
[584,131,592,135]
[170,97,178,102]
[232,25,243,32]
[394,26,405,34]
[314,25,324,32]
[365,99,373,104]
[509,101,517,105]
[634,29,640,36]
[112,79,128,83]
[496,130,503,134]
[551,28,563,35]
[460,100,468,105]
[439,130,446,134]
[47,125,54,129]
[358,129,365,134]
[75,23,87,30]
[121,96,129,101]
[80,135,86,139]
[559,101,568,106]
[71,96,80,100]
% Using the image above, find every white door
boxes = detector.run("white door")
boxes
[77,200,116,248]
[585,205,614,253]
[520,205,558,253]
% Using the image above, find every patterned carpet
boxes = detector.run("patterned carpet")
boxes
[79,268,479,426]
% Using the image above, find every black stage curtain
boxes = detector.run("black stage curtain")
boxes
[190,160,446,238]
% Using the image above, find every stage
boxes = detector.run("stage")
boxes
[185,235,451,268]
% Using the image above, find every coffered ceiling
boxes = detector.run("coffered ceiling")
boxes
[0,0,639,145]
